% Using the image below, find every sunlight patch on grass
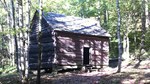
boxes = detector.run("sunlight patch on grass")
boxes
[140,78,150,84]
[130,74,139,78]
[0,66,16,74]
[122,79,136,84]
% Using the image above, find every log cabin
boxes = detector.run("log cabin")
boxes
[29,11,111,71]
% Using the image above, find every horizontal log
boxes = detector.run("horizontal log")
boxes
[43,47,54,52]
[29,58,53,63]
[56,65,79,70]
[30,37,54,43]
[29,55,54,60]
[42,43,54,48]
[56,50,82,54]
[29,38,37,42]
[30,39,54,44]
[42,31,53,37]
[57,60,82,66]
[28,50,54,54]
[29,52,54,58]
[30,30,52,38]
[29,49,54,54]
[57,57,82,64]
[29,62,52,69]
[28,43,54,53]
[30,40,38,45]
[91,60,108,65]
[57,52,82,55]
[29,42,53,48]
[57,57,82,61]
[41,37,54,43]
[30,55,54,59]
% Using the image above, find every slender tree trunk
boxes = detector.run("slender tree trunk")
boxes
[122,15,130,61]
[37,0,42,84]
[8,13,14,65]
[17,0,24,72]
[10,0,19,66]
[98,0,101,25]
[103,0,107,28]
[80,1,85,18]
[0,0,15,65]
[0,25,5,69]
[116,0,122,73]
[122,17,130,67]
[8,0,14,66]
[131,1,138,57]
[17,0,30,84]
[15,0,20,72]
[6,1,14,64]
[140,0,148,61]
[17,0,23,79]
[23,0,30,83]
[17,0,29,83]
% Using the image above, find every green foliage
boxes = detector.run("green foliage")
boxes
[0,65,16,75]
[145,29,150,52]
[16,0,150,59]
[0,0,150,70]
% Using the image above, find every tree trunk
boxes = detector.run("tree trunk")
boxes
[122,15,130,61]
[17,0,29,83]
[15,0,21,72]
[7,0,14,66]
[116,0,122,73]
[98,0,101,25]
[103,0,107,28]
[140,0,148,61]
[17,0,24,83]
[23,0,31,83]
[0,25,5,69]
[36,0,42,84]
[7,10,14,66]
[10,0,19,66]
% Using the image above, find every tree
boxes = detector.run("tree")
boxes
[36,0,42,84]
[16,0,30,83]
[23,0,30,83]
[139,0,149,61]
[116,0,122,73]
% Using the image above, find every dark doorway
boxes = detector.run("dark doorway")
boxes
[83,47,90,65]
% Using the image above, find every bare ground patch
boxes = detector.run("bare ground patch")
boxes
[0,60,150,84]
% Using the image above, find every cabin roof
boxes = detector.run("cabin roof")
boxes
[42,12,111,37]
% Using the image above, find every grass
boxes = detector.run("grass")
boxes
[0,65,16,75]
[0,65,20,84]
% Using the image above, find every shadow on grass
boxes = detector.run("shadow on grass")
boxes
[1,69,150,84]
[0,73,21,84]
[29,70,150,84]
[134,60,142,68]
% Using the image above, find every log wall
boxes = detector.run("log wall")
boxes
[29,12,109,70]
[55,31,109,68]
[28,16,54,69]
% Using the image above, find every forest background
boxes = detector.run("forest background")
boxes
[0,0,150,83]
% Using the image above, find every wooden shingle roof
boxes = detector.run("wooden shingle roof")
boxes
[42,12,111,37]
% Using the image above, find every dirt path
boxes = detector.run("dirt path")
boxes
[30,60,150,84]
[0,60,150,84]
[29,67,150,84]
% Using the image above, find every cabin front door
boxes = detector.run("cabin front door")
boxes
[83,47,90,65]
